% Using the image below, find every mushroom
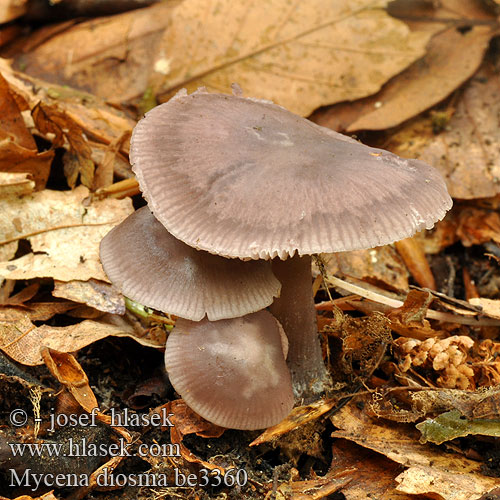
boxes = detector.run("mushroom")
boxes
[165,310,293,430]
[100,206,281,321]
[130,88,452,400]
[100,206,293,429]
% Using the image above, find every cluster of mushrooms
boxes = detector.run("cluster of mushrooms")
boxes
[100,87,452,431]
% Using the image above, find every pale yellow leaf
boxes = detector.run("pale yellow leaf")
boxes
[395,465,495,500]
[0,314,163,366]
[0,0,27,23]
[0,186,133,282]
[0,174,33,263]
[469,297,500,320]
[0,172,35,197]
[0,302,77,322]
[53,279,125,315]
[0,242,17,263]
[152,0,432,115]
[330,401,499,500]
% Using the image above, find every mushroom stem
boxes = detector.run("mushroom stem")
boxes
[269,254,331,402]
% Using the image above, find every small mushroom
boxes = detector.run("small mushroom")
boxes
[165,310,293,430]
[130,88,453,400]
[100,207,292,429]
[99,206,281,321]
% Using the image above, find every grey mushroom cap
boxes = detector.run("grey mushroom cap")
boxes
[130,89,452,260]
[164,310,294,430]
[99,207,281,321]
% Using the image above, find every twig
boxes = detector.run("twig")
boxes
[325,275,500,327]
[0,221,120,246]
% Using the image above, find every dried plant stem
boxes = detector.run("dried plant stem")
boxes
[0,221,119,246]
[326,275,500,327]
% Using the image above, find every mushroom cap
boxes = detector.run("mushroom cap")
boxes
[99,207,281,321]
[131,90,452,260]
[164,310,294,430]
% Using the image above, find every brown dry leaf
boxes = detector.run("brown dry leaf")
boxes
[0,302,77,322]
[0,0,27,24]
[0,59,134,190]
[52,279,125,315]
[0,313,162,366]
[330,400,499,500]
[7,1,432,115]
[413,215,459,255]
[456,207,500,246]
[0,185,133,282]
[474,339,500,388]
[389,59,500,199]
[311,0,498,131]
[92,131,130,189]
[90,140,132,183]
[0,59,135,157]
[152,0,433,116]
[330,440,416,500]
[412,386,500,420]
[387,289,446,340]
[0,280,15,305]
[158,400,226,472]
[8,2,176,105]
[386,313,441,340]
[339,312,392,378]
[7,493,59,500]
[275,471,352,500]
[394,237,436,290]
[163,400,225,438]
[0,24,22,49]
[0,72,54,188]
[66,305,105,319]
[41,348,98,412]
[369,386,500,422]
[319,246,409,292]
[345,26,492,132]
[0,139,54,190]
[250,399,337,446]
[32,102,94,188]
[347,26,493,131]
[389,289,432,324]
[39,348,133,498]
[390,0,498,19]
[1,282,39,305]
[0,72,33,149]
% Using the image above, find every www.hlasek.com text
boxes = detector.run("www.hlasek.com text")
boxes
[8,437,180,459]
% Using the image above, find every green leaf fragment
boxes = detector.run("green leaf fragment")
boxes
[417,409,500,445]
[125,297,174,330]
